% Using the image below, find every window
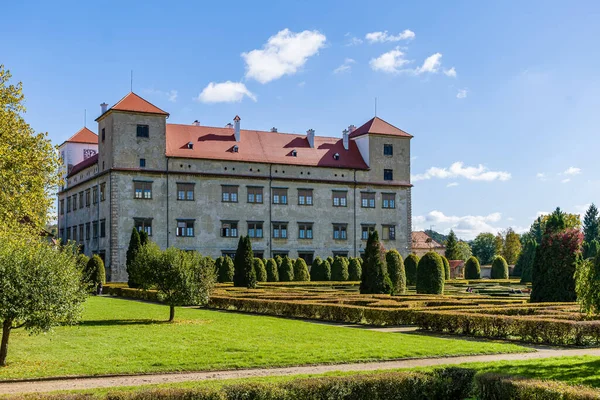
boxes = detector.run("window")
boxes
[92,221,98,239]
[222,251,236,259]
[79,192,84,209]
[382,193,396,209]
[66,226,71,240]
[85,223,90,240]
[139,158,146,168]
[134,181,152,199]
[221,221,238,238]
[100,219,106,238]
[332,191,347,207]
[272,188,288,204]
[85,189,90,207]
[253,251,264,259]
[382,225,396,240]
[79,224,84,242]
[136,124,149,138]
[272,251,289,258]
[298,223,313,239]
[361,192,375,208]
[298,252,314,265]
[60,199,64,215]
[384,144,393,156]
[333,224,347,240]
[176,220,194,237]
[222,185,238,202]
[134,218,152,236]
[93,187,98,204]
[298,189,313,206]
[272,223,288,239]
[362,225,376,240]
[384,169,393,181]
[177,183,194,201]
[72,194,77,210]
[67,197,71,213]
[72,226,77,242]
[247,186,263,204]
[333,251,349,258]
[100,183,106,201]
[101,128,105,142]
[248,222,263,238]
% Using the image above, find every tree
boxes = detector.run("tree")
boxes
[502,228,522,265]
[491,256,509,279]
[494,233,504,257]
[0,230,86,366]
[472,233,496,265]
[331,256,349,281]
[278,256,294,282]
[217,256,234,283]
[293,258,310,281]
[254,258,267,282]
[126,228,141,288]
[416,252,445,295]
[456,241,472,261]
[405,254,419,286]
[583,204,600,244]
[516,237,537,283]
[265,259,279,282]
[348,257,362,281]
[0,66,60,231]
[575,255,600,316]
[139,230,149,246]
[360,231,392,294]
[84,255,106,294]
[310,257,331,281]
[233,236,256,288]
[386,250,406,294]
[444,230,460,260]
[464,256,481,279]
[441,256,450,280]
[530,217,544,245]
[583,240,600,260]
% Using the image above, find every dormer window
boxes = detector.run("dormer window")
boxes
[291,150,297,157]
[187,142,193,149]
[233,145,239,153]
[333,153,340,160]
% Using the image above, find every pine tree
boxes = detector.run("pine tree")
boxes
[545,207,567,234]
[233,236,256,288]
[126,228,141,288]
[583,204,600,244]
[293,258,310,281]
[360,231,392,294]
[444,230,460,260]
[583,240,600,260]
[517,238,537,283]
[386,250,406,294]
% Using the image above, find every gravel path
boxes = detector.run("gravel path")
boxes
[2,347,600,394]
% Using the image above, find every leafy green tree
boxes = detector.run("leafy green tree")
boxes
[416,252,445,294]
[265,259,279,282]
[502,228,522,265]
[471,233,496,265]
[456,241,472,261]
[386,250,406,294]
[126,228,141,288]
[254,258,267,282]
[278,256,294,282]
[494,233,504,257]
[0,230,86,366]
[516,238,537,283]
[404,254,419,286]
[293,258,310,281]
[441,256,450,280]
[348,257,362,281]
[464,256,481,279]
[583,240,600,260]
[331,256,349,281]
[491,256,509,279]
[0,66,60,231]
[310,257,331,281]
[233,236,256,288]
[444,230,460,260]
[360,231,392,294]
[583,204,600,244]
[84,255,106,294]
[575,255,600,315]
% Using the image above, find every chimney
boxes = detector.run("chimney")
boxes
[342,129,349,150]
[100,102,108,114]
[192,120,201,126]
[270,127,278,133]
[233,115,241,142]
[307,129,315,148]
[348,124,356,133]
[225,123,233,129]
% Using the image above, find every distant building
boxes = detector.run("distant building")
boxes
[411,231,445,257]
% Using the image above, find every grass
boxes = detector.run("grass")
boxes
[0,296,527,381]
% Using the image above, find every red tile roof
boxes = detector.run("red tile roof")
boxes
[63,127,98,145]
[349,117,412,139]
[67,153,98,178]
[411,231,445,250]
[96,92,169,120]
[166,124,369,170]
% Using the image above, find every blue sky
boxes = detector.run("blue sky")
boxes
[3,0,600,239]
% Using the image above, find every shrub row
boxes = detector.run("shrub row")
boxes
[104,285,159,302]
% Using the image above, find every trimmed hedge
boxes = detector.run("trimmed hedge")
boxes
[293,258,310,282]
[331,256,349,281]
[254,258,267,282]
[416,252,445,295]
[405,254,419,286]
[348,257,363,281]
[265,258,279,282]
[491,256,509,279]
[464,256,481,280]
[386,249,406,295]
[279,256,294,282]
[442,256,451,280]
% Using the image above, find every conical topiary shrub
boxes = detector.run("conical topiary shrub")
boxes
[348,258,362,281]
[254,258,267,282]
[416,251,444,295]
[464,256,481,280]
[386,249,406,294]
[279,256,294,282]
[126,227,141,288]
[404,254,420,286]
[331,256,349,281]
[84,254,106,294]
[233,236,256,288]
[442,256,451,280]
[293,258,310,281]
[265,258,279,282]
[360,231,393,294]
[311,258,331,281]
[491,255,509,279]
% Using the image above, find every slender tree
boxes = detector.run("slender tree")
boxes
[441,255,451,280]
[444,230,460,260]
[583,240,600,260]
[126,228,141,288]
[233,236,256,288]
[494,233,504,257]
[583,204,600,243]
[360,231,392,294]
[502,228,522,265]
[386,250,406,294]
[517,237,537,283]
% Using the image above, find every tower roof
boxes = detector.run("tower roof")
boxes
[60,127,98,147]
[96,92,169,120]
[349,117,412,139]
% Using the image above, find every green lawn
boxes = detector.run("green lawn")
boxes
[0,296,527,380]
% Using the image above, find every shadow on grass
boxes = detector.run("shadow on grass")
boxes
[79,319,170,327]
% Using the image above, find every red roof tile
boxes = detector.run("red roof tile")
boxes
[97,92,169,120]
[67,153,98,178]
[349,117,412,139]
[411,231,445,250]
[166,124,369,170]
[63,127,98,145]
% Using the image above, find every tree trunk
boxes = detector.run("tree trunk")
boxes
[0,319,12,367]
[169,305,175,322]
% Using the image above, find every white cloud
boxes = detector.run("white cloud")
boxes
[562,167,582,176]
[344,32,363,46]
[447,182,459,188]
[561,178,571,184]
[242,29,326,84]
[333,58,356,74]
[195,81,257,103]
[412,161,511,182]
[416,53,442,74]
[365,29,415,43]
[536,172,547,181]
[456,89,468,99]
[297,81,306,87]
[369,47,410,73]
[444,67,457,77]
[144,88,178,102]
[414,210,503,240]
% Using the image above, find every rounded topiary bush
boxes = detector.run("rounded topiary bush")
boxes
[405,254,420,286]
[84,254,106,294]
[274,255,283,268]
[491,255,509,279]
[265,258,279,282]
[326,256,334,266]
[278,256,294,282]
[442,256,451,280]
[331,256,349,281]
[293,258,310,281]
[416,252,445,295]
[254,258,267,282]
[464,256,481,280]
[311,258,331,281]
[217,256,235,283]
[386,249,406,294]
[348,257,362,281]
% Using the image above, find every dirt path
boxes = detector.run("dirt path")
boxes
[1,347,600,394]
